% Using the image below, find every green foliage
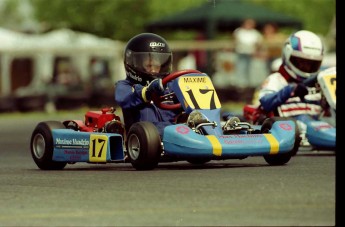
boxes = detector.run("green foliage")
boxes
[29,0,204,40]
[0,0,25,28]
[21,0,337,41]
[252,0,335,35]
[30,0,141,39]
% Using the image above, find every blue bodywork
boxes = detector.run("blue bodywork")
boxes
[295,114,336,149]
[163,120,296,158]
[52,129,124,162]
[162,73,296,158]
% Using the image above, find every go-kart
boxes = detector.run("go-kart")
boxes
[30,69,299,171]
[243,67,336,151]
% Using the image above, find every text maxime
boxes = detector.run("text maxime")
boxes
[183,77,206,83]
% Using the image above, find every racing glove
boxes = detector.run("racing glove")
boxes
[142,78,165,102]
[293,83,308,100]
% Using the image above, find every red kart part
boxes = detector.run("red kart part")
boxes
[63,107,124,134]
[243,104,275,125]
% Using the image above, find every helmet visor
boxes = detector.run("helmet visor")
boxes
[131,52,172,77]
[290,55,322,74]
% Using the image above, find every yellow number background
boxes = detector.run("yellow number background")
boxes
[322,74,336,105]
[89,134,108,162]
[178,76,221,109]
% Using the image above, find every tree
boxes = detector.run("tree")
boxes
[29,0,204,40]
[30,0,149,39]
[253,0,335,35]
[1,0,335,41]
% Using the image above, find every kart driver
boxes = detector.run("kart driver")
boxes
[257,30,325,145]
[114,33,182,136]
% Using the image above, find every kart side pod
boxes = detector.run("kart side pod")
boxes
[52,129,124,163]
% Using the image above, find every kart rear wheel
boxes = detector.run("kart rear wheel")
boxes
[126,122,162,170]
[30,121,67,170]
[261,117,296,166]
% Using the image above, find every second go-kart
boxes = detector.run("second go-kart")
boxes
[30,69,299,171]
[243,66,336,151]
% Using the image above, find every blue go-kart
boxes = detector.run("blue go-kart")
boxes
[30,69,298,170]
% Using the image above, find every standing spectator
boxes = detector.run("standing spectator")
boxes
[177,51,197,70]
[192,32,208,73]
[261,23,287,74]
[233,18,263,87]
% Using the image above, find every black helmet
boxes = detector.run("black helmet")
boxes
[124,33,172,86]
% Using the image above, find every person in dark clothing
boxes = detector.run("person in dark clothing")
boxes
[114,33,182,136]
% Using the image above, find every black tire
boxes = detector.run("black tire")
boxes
[261,117,297,166]
[284,117,301,156]
[30,121,67,170]
[126,122,162,170]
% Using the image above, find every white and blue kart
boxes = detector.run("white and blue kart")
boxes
[30,70,298,170]
[243,67,336,151]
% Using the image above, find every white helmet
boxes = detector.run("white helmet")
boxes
[282,30,324,81]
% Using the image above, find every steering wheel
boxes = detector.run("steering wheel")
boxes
[153,69,202,110]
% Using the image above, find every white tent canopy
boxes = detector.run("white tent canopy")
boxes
[0,27,123,53]
[0,27,125,96]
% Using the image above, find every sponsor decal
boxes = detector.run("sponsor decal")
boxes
[219,134,263,138]
[63,150,88,155]
[310,121,332,131]
[128,73,142,82]
[182,77,206,83]
[223,140,245,144]
[55,138,89,148]
[63,150,89,161]
[176,125,189,134]
[219,135,265,145]
[222,139,264,144]
[150,42,165,47]
[304,46,321,51]
[279,123,292,131]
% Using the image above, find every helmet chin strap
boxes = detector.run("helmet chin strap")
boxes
[279,65,300,83]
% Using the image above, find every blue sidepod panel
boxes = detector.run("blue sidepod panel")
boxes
[52,129,124,162]
[162,120,296,158]
[305,120,336,148]
[295,114,336,149]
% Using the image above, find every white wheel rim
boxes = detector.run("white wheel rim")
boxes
[33,133,46,159]
[128,134,140,160]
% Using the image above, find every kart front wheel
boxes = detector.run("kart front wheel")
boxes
[261,117,294,166]
[30,121,67,170]
[268,117,300,156]
[126,122,162,170]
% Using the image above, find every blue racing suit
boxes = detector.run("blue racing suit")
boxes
[114,79,182,136]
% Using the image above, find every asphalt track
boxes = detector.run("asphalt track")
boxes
[0,115,337,226]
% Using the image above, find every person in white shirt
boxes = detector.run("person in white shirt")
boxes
[233,18,263,87]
